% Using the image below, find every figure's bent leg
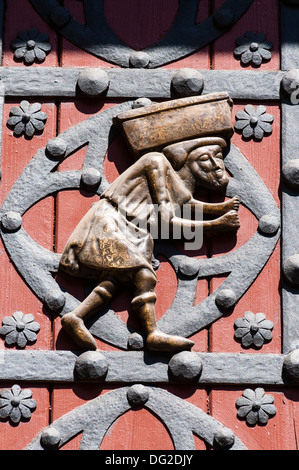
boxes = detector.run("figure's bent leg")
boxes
[131,268,194,353]
[61,278,118,351]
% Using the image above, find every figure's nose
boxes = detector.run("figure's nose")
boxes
[208,154,221,170]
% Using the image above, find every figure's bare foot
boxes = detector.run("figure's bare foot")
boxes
[61,312,97,351]
[146,329,194,353]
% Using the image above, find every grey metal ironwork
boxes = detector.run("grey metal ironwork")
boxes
[0,0,298,450]
[26,386,247,450]
[28,0,254,68]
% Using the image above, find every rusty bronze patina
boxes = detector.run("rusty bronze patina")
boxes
[59,93,240,353]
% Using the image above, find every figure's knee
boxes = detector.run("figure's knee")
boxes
[94,278,118,302]
[132,268,157,294]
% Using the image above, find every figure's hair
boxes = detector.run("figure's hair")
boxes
[163,137,227,170]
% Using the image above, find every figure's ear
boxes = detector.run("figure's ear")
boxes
[162,144,188,170]
[222,140,231,159]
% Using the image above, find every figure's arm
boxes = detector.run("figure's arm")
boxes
[189,196,240,216]
[143,153,240,233]
[171,210,240,234]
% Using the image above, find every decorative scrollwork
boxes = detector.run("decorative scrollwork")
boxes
[0,101,280,350]
[26,386,248,450]
[29,0,254,68]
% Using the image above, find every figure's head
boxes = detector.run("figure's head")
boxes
[163,137,229,190]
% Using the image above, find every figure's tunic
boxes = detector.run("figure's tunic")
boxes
[59,154,191,281]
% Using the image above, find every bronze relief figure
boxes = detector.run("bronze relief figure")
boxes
[59,92,240,353]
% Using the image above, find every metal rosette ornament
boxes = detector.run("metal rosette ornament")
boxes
[0,100,280,351]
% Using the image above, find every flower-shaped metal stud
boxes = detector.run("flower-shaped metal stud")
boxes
[0,311,40,348]
[234,311,274,348]
[0,384,37,424]
[234,32,272,66]
[7,101,47,137]
[235,105,274,140]
[236,388,276,426]
[11,27,52,65]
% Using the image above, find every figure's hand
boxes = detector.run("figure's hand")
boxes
[218,210,240,231]
[222,196,240,214]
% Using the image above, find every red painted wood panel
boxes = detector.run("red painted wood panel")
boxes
[213,0,280,71]
[207,0,286,450]
[0,384,49,450]
[0,0,293,451]
[0,99,56,352]
[0,98,56,447]
[210,387,299,450]
[2,0,58,67]
[210,102,281,354]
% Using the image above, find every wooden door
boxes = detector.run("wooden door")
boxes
[0,0,298,451]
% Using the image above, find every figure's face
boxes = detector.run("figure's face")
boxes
[186,144,229,190]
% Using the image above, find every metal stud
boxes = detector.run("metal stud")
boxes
[171,69,204,97]
[283,254,299,286]
[46,137,67,159]
[283,159,299,189]
[168,351,203,382]
[258,214,280,235]
[81,168,102,189]
[44,290,66,312]
[215,288,236,310]
[1,211,22,231]
[40,427,61,449]
[127,384,149,407]
[129,51,150,68]
[77,69,110,97]
[75,351,108,381]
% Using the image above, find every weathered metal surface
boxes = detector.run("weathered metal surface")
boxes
[0,0,297,451]
[28,0,254,68]
[0,350,286,385]
[0,99,279,351]
[0,67,285,99]
[25,386,248,450]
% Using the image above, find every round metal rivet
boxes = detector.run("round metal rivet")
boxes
[171,69,204,97]
[213,9,235,28]
[44,290,66,312]
[258,214,280,235]
[127,384,149,406]
[283,254,299,286]
[168,351,203,382]
[46,138,67,159]
[215,288,236,310]
[283,159,299,189]
[1,211,22,231]
[213,427,235,449]
[50,6,71,27]
[281,69,299,96]
[81,168,102,189]
[129,51,150,68]
[127,332,144,350]
[75,351,108,380]
[77,69,110,97]
[178,258,200,277]
[41,427,61,449]
[283,349,299,384]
